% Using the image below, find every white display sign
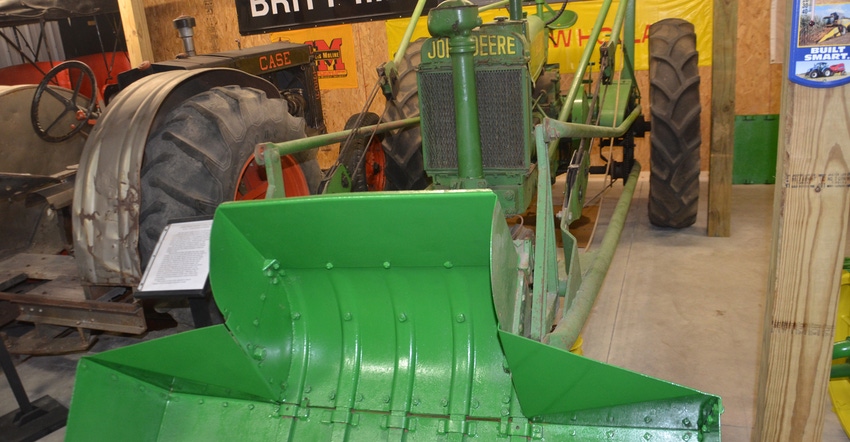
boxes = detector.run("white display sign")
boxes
[137,220,212,294]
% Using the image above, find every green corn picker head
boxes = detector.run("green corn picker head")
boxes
[67,192,719,441]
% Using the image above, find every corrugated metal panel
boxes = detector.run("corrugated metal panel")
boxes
[0,22,65,68]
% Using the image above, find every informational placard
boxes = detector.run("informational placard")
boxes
[236,0,441,35]
[789,0,850,88]
[137,220,212,295]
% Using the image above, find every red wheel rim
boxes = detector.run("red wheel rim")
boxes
[234,155,310,200]
[364,136,387,191]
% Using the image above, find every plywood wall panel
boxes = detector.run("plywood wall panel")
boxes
[736,0,781,116]
[143,0,268,61]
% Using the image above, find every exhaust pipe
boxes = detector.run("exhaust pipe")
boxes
[173,16,197,57]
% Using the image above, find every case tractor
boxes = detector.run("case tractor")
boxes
[59,0,720,440]
[0,13,328,343]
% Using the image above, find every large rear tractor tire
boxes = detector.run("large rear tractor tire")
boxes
[648,18,701,228]
[382,39,429,190]
[139,86,320,265]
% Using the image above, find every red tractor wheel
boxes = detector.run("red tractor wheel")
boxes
[234,154,311,200]
[363,135,387,191]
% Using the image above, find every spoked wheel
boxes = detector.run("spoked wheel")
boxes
[234,154,312,200]
[31,60,97,142]
[340,112,388,192]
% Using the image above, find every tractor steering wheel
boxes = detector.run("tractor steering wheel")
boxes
[31,60,97,143]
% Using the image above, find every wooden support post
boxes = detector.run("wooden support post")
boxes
[754,36,850,442]
[117,0,154,67]
[707,0,737,237]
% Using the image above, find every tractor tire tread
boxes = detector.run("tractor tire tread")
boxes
[340,112,381,192]
[139,86,319,266]
[382,38,429,190]
[648,18,701,228]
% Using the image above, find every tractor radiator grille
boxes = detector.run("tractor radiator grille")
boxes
[419,68,527,170]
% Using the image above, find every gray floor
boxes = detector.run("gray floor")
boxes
[581,172,848,441]
[1,173,848,441]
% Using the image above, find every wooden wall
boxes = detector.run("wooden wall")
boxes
[137,0,779,171]
[736,0,783,116]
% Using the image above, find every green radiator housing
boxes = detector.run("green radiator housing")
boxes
[417,16,547,216]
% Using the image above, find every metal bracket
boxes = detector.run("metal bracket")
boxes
[278,403,309,419]
[383,411,415,431]
[377,61,397,100]
[438,415,476,437]
[500,417,544,439]
[321,408,359,426]
[262,145,286,199]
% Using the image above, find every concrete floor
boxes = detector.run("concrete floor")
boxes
[1,173,848,440]
[580,172,848,441]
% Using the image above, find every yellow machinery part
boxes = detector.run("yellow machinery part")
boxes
[829,270,850,436]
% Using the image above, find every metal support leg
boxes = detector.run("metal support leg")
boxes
[0,321,68,441]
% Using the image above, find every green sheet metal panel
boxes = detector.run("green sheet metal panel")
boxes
[733,114,779,184]
[66,190,721,440]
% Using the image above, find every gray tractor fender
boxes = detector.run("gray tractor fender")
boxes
[73,68,280,289]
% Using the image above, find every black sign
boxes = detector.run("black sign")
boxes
[236,0,442,35]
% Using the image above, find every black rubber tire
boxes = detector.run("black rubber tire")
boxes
[648,19,701,228]
[825,68,834,77]
[382,38,429,190]
[138,86,320,266]
[340,112,381,192]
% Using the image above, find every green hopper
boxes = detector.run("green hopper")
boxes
[66,191,720,440]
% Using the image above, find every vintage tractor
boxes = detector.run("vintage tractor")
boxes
[72,17,326,293]
[64,0,720,440]
[0,11,329,347]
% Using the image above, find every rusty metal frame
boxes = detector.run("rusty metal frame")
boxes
[0,290,144,334]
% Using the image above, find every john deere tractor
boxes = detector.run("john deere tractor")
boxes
[65,0,719,440]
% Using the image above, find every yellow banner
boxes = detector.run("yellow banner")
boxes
[386,0,712,73]
[270,24,359,89]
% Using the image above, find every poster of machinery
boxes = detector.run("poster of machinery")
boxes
[791,0,850,87]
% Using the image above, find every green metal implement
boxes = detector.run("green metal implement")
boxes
[67,191,720,440]
[65,0,723,439]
